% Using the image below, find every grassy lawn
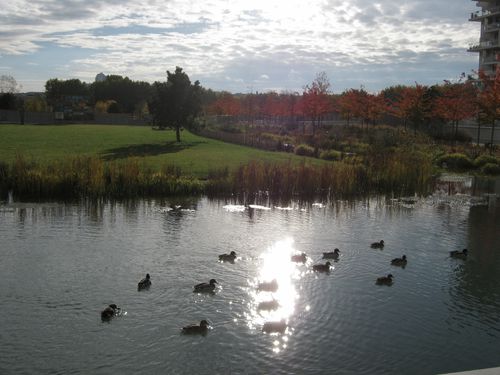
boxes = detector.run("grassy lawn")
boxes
[0,124,324,177]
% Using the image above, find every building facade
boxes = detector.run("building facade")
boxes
[469,1,500,76]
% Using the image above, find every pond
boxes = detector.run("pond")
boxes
[0,186,499,374]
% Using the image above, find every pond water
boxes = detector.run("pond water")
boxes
[0,190,499,374]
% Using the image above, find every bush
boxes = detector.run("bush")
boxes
[294,144,315,157]
[319,150,342,161]
[436,153,474,171]
[481,163,500,175]
[474,155,499,168]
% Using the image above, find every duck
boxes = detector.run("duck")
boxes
[182,320,210,335]
[323,248,340,260]
[371,240,385,249]
[262,320,287,334]
[257,299,280,311]
[101,304,120,320]
[137,273,151,291]
[450,248,468,259]
[219,251,237,263]
[291,252,307,263]
[376,274,394,285]
[257,279,278,292]
[391,255,407,267]
[312,262,331,272]
[193,279,218,293]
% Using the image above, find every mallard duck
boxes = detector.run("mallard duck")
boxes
[219,251,237,262]
[291,252,307,263]
[450,249,468,259]
[391,255,407,267]
[193,279,218,293]
[323,248,340,260]
[262,320,287,334]
[376,274,393,285]
[257,300,279,311]
[257,279,278,292]
[371,240,385,249]
[312,262,331,272]
[137,273,151,291]
[182,320,209,334]
[101,304,120,320]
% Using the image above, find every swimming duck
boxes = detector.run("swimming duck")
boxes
[376,274,394,285]
[391,255,407,267]
[257,279,278,292]
[219,251,237,262]
[371,240,385,249]
[291,252,307,263]
[101,304,120,320]
[193,279,218,293]
[450,249,468,259]
[262,320,287,334]
[312,262,331,272]
[182,320,210,335]
[323,248,340,260]
[137,273,151,291]
[257,300,280,311]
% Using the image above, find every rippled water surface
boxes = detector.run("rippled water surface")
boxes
[1,195,499,374]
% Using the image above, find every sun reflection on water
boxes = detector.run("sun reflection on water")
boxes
[246,237,307,351]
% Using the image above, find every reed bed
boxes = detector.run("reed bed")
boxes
[0,151,434,201]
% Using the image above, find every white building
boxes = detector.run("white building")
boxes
[95,72,107,82]
[469,1,500,76]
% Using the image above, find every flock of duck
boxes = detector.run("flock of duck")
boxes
[100,242,469,334]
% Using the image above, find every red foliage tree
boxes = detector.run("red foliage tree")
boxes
[477,69,500,151]
[433,78,477,142]
[301,72,333,134]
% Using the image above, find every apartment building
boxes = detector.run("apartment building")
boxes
[469,0,500,76]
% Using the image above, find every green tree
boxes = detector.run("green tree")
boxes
[149,67,202,142]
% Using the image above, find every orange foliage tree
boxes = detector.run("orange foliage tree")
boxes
[301,72,333,134]
[477,69,500,151]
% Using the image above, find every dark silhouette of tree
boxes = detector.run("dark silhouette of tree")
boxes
[149,67,202,142]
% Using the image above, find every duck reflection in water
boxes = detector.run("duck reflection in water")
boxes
[257,279,278,292]
[263,320,287,334]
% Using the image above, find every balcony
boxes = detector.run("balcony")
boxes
[470,6,500,20]
[485,22,500,31]
[468,40,500,51]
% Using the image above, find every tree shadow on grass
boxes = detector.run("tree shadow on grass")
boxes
[101,141,203,160]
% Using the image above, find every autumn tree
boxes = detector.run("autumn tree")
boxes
[477,69,500,152]
[149,67,202,142]
[433,78,477,142]
[301,72,332,134]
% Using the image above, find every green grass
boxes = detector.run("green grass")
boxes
[0,124,324,177]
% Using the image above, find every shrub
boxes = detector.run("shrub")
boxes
[294,144,315,157]
[481,163,500,175]
[436,153,474,171]
[319,150,342,161]
[474,155,498,168]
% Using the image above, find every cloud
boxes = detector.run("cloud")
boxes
[0,0,479,92]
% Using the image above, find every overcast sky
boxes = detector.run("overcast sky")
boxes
[0,0,480,94]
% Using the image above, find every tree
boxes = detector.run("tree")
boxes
[149,67,202,142]
[433,78,477,143]
[477,69,500,153]
[301,72,332,134]
[0,75,19,93]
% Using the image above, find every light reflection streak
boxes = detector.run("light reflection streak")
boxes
[246,238,308,351]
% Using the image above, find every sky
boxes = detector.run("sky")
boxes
[0,0,481,94]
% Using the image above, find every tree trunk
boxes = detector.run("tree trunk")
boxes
[490,120,495,155]
[176,125,181,142]
[476,115,481,145]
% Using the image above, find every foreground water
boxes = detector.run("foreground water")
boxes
[0,192,499,374]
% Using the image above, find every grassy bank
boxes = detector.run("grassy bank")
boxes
[0,124,323,178]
